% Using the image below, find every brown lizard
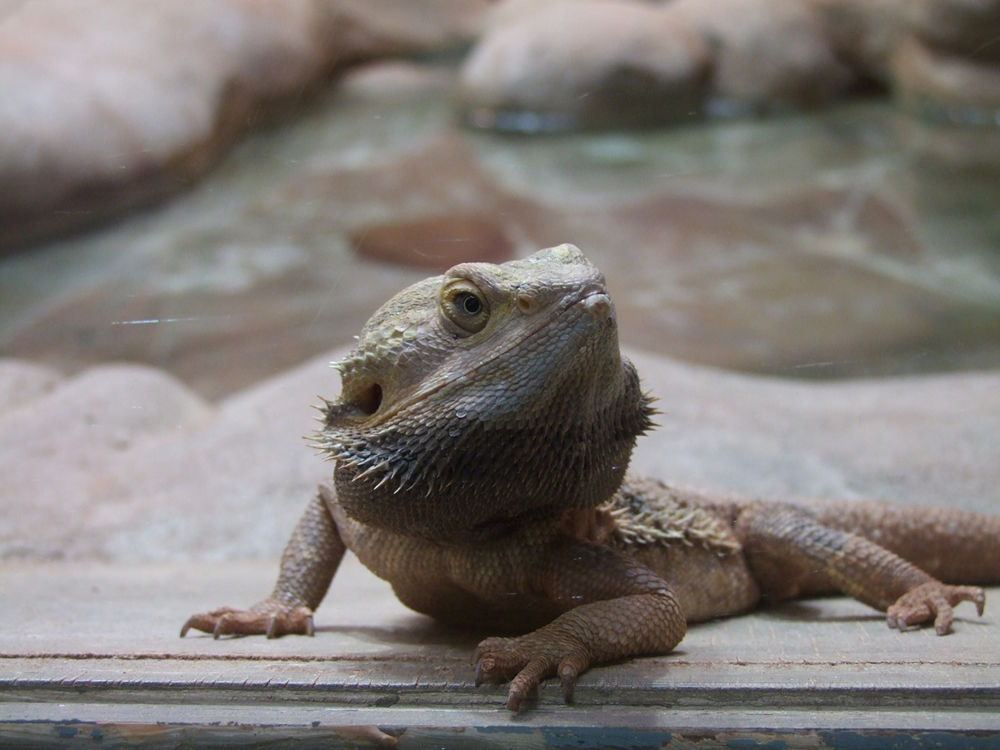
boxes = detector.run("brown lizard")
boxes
[182,243,1000,711]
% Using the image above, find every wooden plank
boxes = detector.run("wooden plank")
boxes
[2,560,999,747]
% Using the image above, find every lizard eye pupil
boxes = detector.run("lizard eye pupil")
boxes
[457,293,482,316]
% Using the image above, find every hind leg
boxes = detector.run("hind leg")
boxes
[737,502,984,634]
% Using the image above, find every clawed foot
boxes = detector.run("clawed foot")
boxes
[474,632,591,711]
[180,600,314,639]
[887,582,985,635]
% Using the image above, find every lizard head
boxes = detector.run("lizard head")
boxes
[317,243,654,541]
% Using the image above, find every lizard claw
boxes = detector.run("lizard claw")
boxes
[474,633,590,711]
[213,614,230,640]
[886,582,985,636]
[179,606,240,638]
[180,602,315,639]
[558,651,589,704]
[474,635,541,711]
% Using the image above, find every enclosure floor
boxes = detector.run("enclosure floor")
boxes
[2,559,999,748]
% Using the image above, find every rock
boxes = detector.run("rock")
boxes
[0,0,492,252]
[804,0,909,82]
[0,363,212,468]
[0,353,332,561]
[669,0,856,114]
[458,0,712,131]
[890,36,1000,124]
[86,354,337,562]
[460,0,864,130]
[350,214,515,269]
[2,351,998,562]
[0,359,62,416]
[887,0,1000,127]
[628,350,1000,517]
[0,363,213,559]
[905,0,1000,61]
[336,59,457,99]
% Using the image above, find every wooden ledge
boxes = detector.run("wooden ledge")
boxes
[2,560,999,747]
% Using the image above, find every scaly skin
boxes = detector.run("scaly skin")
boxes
[182,244,999,711]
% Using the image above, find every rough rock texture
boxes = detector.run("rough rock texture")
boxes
[1,352,998,562]
[0,0,491,251]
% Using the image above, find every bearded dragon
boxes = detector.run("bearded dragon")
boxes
[182,244,999,711]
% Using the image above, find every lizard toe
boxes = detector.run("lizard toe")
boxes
[506,657,551,711]
[558,650,589,704]
[474,634,556,710]
[473,630,594,710]
[473,636,525,685]
[178,606,242,638]
[181,602,315,639]
[887,582,985,636]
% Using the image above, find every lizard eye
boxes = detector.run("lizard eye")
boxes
[456,291,482,316]
[440,279,490,334]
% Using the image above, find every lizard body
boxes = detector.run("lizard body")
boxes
[183,244,999,710]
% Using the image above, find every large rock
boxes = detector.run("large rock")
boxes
[890,35,1000,125]
[0,0,491,252]
[459,0,863,131]
[887,0,1000,126]
[905,0,1000,61]
[0,362,214,559]
[805,0,910,82]
[670,0,856,114]
[0,359,61,415]
[459,0,712,131]
[1,352,998,562]
[627,350,1000,515]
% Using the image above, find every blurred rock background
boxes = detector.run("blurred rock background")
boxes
[1,0,999,561]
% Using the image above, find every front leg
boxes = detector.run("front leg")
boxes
[737,503,985,635]
[181,484,346,638]
[474,539,686,710]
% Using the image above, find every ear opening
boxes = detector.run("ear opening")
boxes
[356,382,383,415]
[323,381,384,428]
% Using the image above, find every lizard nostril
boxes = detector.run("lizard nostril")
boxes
[516,292,537,315]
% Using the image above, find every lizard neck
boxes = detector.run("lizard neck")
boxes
[327,357,653,542]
